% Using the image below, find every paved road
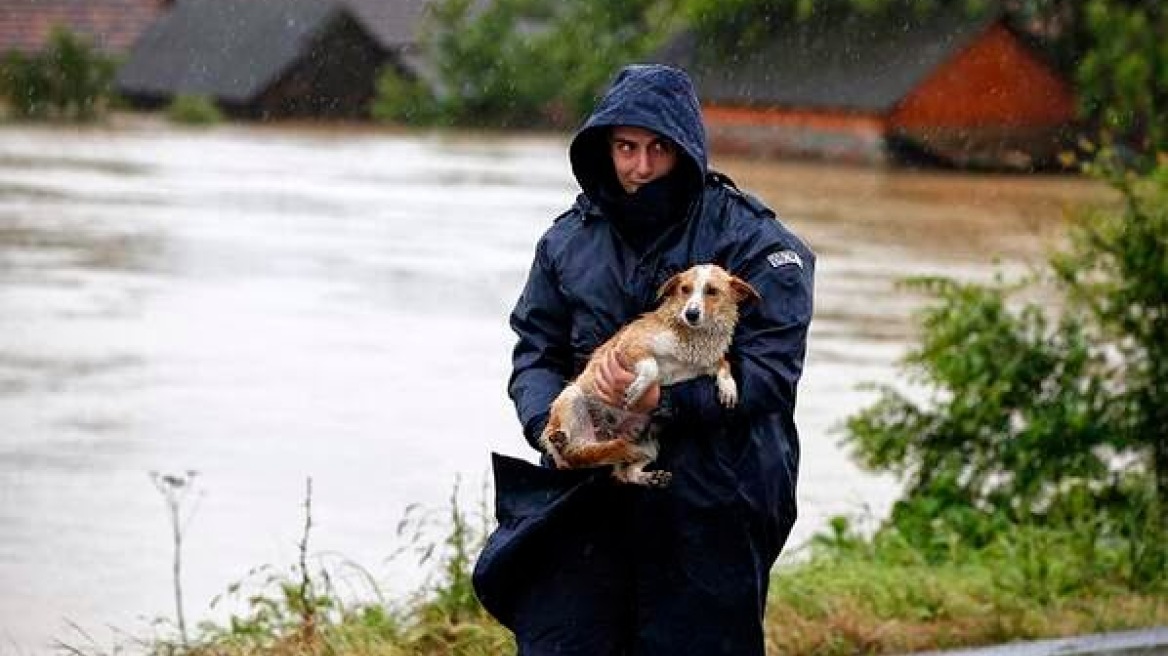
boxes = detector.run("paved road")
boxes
[906,628,1168,656]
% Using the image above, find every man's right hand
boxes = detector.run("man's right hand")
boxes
[594,349,659,414]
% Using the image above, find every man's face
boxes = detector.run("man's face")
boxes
[610,126,678,194]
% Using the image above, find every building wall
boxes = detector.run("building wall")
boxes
[255,16,389,118]
[702,105,889,164]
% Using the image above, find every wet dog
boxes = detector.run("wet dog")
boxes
[540,264,759,486]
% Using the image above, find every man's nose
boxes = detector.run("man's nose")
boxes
[634,151,653,175]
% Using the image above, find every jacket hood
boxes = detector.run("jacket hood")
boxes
[569,64,708,204]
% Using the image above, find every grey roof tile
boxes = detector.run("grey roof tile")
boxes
[665,6,1000,113]
[115,0,350,102]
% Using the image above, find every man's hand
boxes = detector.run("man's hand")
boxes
[593,349,659,414]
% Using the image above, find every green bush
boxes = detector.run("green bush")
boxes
[166,94,224,126]
[0,28,117,121]
[843,161,1168,579]
[1055,157,1168,532]
[370,68,445,126]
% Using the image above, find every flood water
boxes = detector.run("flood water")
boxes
[0,121,1111,652]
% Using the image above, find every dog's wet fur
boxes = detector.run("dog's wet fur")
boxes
[540,264,760,486]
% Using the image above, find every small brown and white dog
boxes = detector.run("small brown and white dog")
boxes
[540,264,760,487]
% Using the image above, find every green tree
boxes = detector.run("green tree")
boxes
[374,0,680,128]
[530,0,682,122]
[0,28,117,120]
[681,0,986,53]
[422,0,544,126]
[1075,2,1168,165]
[844,162,1168,564]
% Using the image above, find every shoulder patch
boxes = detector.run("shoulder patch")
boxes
[767,249,804,270]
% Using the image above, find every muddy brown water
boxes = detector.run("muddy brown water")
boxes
[0,121,1113,651]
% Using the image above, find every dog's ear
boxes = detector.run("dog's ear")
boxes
[657,272,684,300]
[730,276,761,304]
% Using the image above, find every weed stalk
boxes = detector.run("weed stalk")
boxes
[296,476,318,646]
[150,470,200,649]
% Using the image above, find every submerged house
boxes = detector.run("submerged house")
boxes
[115,0,429,118]
[665,8,1077,168]
[0,0,167,54]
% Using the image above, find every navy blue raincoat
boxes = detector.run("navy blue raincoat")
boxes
[473,64,816,655]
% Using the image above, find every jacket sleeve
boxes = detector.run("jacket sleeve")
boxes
[668,225,815,427]
[507,235,573,451]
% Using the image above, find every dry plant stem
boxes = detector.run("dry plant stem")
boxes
[170,493,185,648]
[298,476,317,645]
[150,471,198,649]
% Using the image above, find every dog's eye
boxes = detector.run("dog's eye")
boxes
[705,288,718,297]
[680,284,692,294]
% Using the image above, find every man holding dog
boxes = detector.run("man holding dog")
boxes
[474,64,816,655]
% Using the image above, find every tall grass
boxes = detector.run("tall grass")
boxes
[157,478,513,656]
[130,490,1163,656]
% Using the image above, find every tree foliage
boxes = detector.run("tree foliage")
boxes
[844,162,1168,575]
[681,0,988,52]
[374,0,681,128]
[1075,2,1168,165]
[0,28,117,121]
[1053,156,1168,527]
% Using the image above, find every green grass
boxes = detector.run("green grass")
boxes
[766,546,1167,655]
[84,476,1161,656]
[164,545,1164,656]
[136,503,1165,656]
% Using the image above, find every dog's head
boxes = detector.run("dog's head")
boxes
[656,264,760,330]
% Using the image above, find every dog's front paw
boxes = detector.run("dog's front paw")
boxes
[545,431,571,468]
[716,374,738,408]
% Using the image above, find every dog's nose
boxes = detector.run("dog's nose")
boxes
[684,307,701,324]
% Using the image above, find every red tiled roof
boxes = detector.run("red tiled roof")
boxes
[0,0,167,54]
